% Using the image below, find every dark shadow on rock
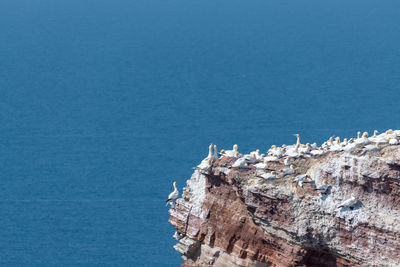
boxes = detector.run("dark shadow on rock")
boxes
[320,186,332,201]
[339,201,363,212]
[297,249,338,267]
[388,163,400,171]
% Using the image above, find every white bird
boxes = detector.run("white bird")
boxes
[335,137,340,145]
[326,136,334,147]
[341,138,348,146]
[298,144,311,154]
[363,143,380,152]
[293,174,307,187]
[223,144,240,157]
[166,181,179,208]
[254,160,268,170]
[196,159,212,171]
[273,148,284,158]
[355,132,369,144]
[373,134,388,143]
[283,157,292,166]
[232,158,248,168]
[260,171,276,179]
[267,145,278,156]
[311,148,324,156]
[293,134,301,148]
[206,144,214,160]
[285,147,300,158]
[244,153,258,163]
[328,137,343,152]
[250,149,262,159]
[389,138,399,145]
[264,155,279,162]
[315,179,329,194]
[311,142,318,149]
[338,196,357,209]
[385,129,394,135]
[281,165,295,175]
[343,142,360,152]
[213,144,218,159]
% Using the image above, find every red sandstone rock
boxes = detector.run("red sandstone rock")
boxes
[169,145,400,266]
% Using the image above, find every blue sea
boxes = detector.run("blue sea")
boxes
[1,0,400,266]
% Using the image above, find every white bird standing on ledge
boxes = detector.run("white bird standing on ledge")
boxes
[166,181,179,209]
[281,165,295,175]
[294,134,301,148]
[338,195,357,209]
[213,144,218,159]
[315,179,329,194]
[196,159,212,171]
[206,144,213,159]
[223,144,239,157]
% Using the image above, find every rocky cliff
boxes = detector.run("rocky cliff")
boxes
[168,139,400,267]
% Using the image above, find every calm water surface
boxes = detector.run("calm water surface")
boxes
[1,0,400,266]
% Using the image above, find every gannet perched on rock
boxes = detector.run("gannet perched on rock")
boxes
[273,147,284,158]
[260,171,276,180]
[223,144,240,157]
[281,165,295,175]
[232,158,248,168]
[250,149,260,157]
[338,196,358,209]
[315,179,329,194]
[254,160,268,170]
[264,155,279,162]
[386,129,393,135]
[341,138,348,146]
[298,143,311,154]
[354,132,370,145]
[206,144,213,159]
[329,137,343,152]
[283,157,292,166]
[293,134,301,148]
[244,153,258,163]
[285,146,300,158]
[335,137,340,145]
[372,133,388,143]
[293,174,308,187]
[195,159,212,171]
[388,137,399,145]
[213,144,218,159]
[205,143,218,162]
[311,142,318,149]
[310,147,324,156]
[327,136,334,147]
[267,145,279,156]
[343,142,359,152]
[363,143,380,153]
[166,182,179,209]
[251,149,264,160]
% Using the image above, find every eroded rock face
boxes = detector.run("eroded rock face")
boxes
[169,145,400,267]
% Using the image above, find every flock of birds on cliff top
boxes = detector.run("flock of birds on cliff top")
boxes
[166,129,400,209]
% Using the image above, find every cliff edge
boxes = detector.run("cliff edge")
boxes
[168,135,400,267]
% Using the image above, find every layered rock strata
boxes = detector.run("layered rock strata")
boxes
[168,144,400,266]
